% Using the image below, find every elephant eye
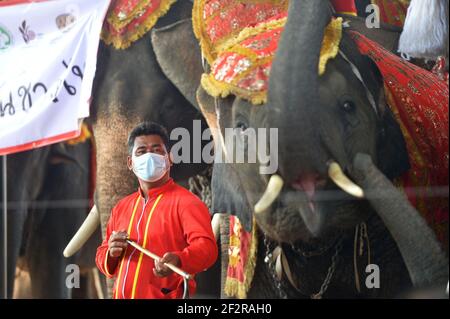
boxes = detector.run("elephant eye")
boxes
[341,100,356,113]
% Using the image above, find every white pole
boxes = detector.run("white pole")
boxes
[2,155,6,299]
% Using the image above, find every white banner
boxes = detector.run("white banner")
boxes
[0,0,110,155]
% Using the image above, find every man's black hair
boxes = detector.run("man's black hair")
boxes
[127,122,170,154]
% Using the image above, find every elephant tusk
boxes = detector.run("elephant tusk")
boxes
[328,161,364,198]
[211,213,224,241]
[63,205,100,258]
[254,175,284,214]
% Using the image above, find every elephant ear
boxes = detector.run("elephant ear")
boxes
[340,32,410,180]
[376,94,410,180]
[353,47,411,181]
[151,18,204,111]
[361,75,411,180]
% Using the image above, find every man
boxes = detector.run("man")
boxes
[96,122,218,299]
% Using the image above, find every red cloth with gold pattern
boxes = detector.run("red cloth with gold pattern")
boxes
[370,0,409,27]
[333,0,410,27]
[330,0,358,16]
[200,15,287,104]
[200,14,342,104]
[224,215,258,298]
[194,0,343,104]
[101,0,177,49]
[350,31,449,250]
[193,0,289,65]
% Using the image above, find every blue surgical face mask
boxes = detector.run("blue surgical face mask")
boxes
[132,152,169,182]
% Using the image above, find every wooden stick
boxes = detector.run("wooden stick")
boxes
[126,239,193,280]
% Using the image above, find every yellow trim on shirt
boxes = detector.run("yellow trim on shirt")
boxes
[113,196,141,299]
[104,247,114,278]
[130,193,164,299]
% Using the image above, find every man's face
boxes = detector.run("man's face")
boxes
[127,134,172,172]
[133,135,167,157]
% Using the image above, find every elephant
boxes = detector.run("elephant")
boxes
[0,139,101,298]
[151,0,449,298]
[68,0,221,298]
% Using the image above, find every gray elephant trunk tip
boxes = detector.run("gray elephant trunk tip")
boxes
[350,153,449,289]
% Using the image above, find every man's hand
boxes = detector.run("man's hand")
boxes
[153,252,180,278]
[108,230,128,258]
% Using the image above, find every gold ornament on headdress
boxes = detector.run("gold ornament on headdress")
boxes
[193,0,343,105]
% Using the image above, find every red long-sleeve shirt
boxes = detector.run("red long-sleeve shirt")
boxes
[96,178,218,299]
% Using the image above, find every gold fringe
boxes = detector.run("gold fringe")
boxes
[211,1,289,56]
[201,74,232,99]
[66,123,92,145]
[193,0,289,65]
[201,73,268,105]
[101,0,177,50]
[200,17,343,105]
[319,17,343,75]
[200,44,272,104]
[224,217,258,299]
[193,0,216,64]
[107,0,153,30]
[218,16,287,54]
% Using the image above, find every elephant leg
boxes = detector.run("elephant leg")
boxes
[93,114,140,238]
[27,142,91,298]
[27,211,74,299]
[2,161,26,298]
[192,254,221,299]
[2,210,27,298]
[2,149,48,298]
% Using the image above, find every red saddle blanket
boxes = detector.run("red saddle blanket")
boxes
[350,31,449,250]
[101,0,177,49]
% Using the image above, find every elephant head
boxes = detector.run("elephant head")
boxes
[152,0,448,289]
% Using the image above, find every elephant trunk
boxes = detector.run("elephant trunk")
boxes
[267,0,332,180]
[350,153,448,288]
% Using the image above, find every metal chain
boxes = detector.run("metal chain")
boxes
[310,239,343,299]
[188,168,212,210]
[265,235,344,299]
[290,241,335,258]
[264,236,288,299]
